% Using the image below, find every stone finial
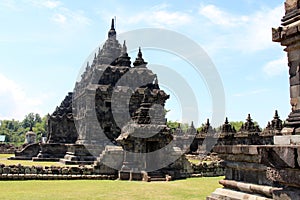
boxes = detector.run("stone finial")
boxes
[274,110,279,119]
[225,117,229,124]
[206,118,210,126]
[29,124,33,132]
[111,18,115,29]
[138,47,142,58]
[121,40,128,56]
[108,18,116,39]
[247,114,252,122]
[133,47,148,67]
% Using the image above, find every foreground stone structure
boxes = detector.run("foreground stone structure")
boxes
[207,1,300,199]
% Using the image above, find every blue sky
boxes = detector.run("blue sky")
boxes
[0,0,289,128]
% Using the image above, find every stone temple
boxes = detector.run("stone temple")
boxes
[13,19,192,180]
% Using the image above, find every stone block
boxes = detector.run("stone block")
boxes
[272,147,296,168]
[274,136,291,145]
[232,146,242,154]
[289,74,300,86]
[290,135,300,144]
[290,85,300,98]
[298,148,300,167]
[285,0,298,14]
[281,128,294,135]
[286,26,298,37]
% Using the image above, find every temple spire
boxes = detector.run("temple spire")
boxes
[121,40,128,56]
[108,18,116,39]
[133,47,148,67]
[225,117,229,124]
[111,18,115,30]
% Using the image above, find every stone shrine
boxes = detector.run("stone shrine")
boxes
[24,126,36,145]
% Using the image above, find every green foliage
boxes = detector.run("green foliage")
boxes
[22,113,42,129]
[0,113,47,146]
[229,121,244,131]
[167,120,189,133]
[229,121,260,131]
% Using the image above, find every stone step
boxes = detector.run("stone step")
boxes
[149,177,166,181]
[210,188,272,200]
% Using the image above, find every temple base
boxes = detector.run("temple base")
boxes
[59,144,101,165]
[33,143,67,162]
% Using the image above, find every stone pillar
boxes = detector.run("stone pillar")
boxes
[273,0,300,134]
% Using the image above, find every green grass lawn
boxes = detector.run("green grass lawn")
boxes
[0,177,223,200]
[0,154,65,167]
[0,154,223,199]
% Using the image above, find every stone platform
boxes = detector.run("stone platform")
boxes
[33,143,67,162]
[59,144,97,165]
[207,144,300,200]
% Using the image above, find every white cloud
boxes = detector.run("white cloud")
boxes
[99,3,192,28]
[26,0,62,9]
[43,0,61,9]
[199,4,284,53]
[0,0,21,11]
[233,89,269,97]
[263,56,288,77]
[52,13,66,24]
[51,8,91,26]
[0,73,49,120]
[127,11,191,28]
[199,5,249,27]
[25,0,91,27]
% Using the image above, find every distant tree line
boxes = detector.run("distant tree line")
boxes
[0,113,47,146]
[167,120,261,133]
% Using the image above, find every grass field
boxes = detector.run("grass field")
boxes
[0,154,65,167]
[0,177,223,200]
[0,154,223,199]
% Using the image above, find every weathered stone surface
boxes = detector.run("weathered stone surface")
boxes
[219,180,279,198]
[267,167,300,187]
[207,188,272,200]
[290,135,300,144]
[47,92,77,144]
[261,146,297,168]
[298,148,300,166]
[290,85,300,98]
[281,127,294,135]
[274,135,291,145]
[273,188,300,200]
[11,143,40,160]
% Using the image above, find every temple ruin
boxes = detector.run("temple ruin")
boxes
[207,1,300,199]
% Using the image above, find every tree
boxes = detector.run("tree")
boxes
[22,113,42,129]
[33,116,47,142]
[229,121,244,131]
[0,113,47,146]
[167,120,189,133]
